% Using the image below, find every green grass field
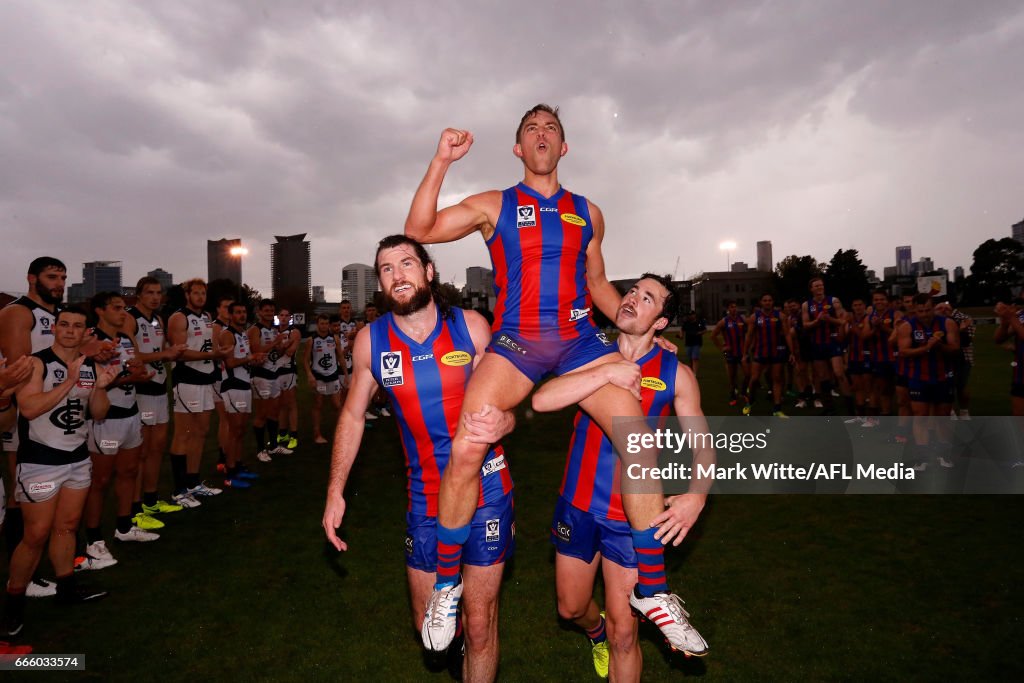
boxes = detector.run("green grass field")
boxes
[5,330,1023,681]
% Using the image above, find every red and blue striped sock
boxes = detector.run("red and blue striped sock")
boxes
[586,614,607,644]
[632,528,669,597]
[435,522,470,590]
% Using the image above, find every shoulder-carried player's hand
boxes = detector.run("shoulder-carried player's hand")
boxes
[653,335,678,355]
[437,128,474,163]
[323,493,348,552]
[651,493,705,546]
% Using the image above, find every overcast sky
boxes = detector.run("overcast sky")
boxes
[1,1,1021,300]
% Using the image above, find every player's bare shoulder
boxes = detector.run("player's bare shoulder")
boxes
[461,308,493,353]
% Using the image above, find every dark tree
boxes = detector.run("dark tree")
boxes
[774,255,822,302]
[963,238,1024,304]
[823,249,870,305]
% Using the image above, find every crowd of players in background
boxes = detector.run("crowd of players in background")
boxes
[690,275,1024,468]
[0,256,388,648]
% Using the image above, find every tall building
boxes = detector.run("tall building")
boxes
[953,266,965,282]
[883,266,898,280]
[341,263,378,311]
[912,257,934,275]
[208,238,243,284]
[312,286,326,303]
[82,261,122,298]
[730,261,751,272]
[147,268,174,290]
[271,233,311,309]
[1013,218,1024,245]
[756,241,773,273]
[465,267,494,296]
[896,246,912,276]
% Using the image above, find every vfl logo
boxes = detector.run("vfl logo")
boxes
[481,453,506,476]
[54,368,66,382]
[50,398,85,435]
[381,351,404,387]
[556,521,572,543]
[41,316,53,336]
[485,519,500,543]
[516,205,536,229]
[569,308,590,322]
[913,330,926,342]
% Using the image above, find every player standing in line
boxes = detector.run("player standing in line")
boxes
[218,302,261,489]
[212,296,234,476]
[863,290,899,428]
[784,299,810,408]
[324,236,516,681]
[535,274,712,677]
[124,277,189,516]
[0,257,99,598]
[405,105,692,652]
[81,293,158,575]
[1,305,118,637]
[742,294,794,417]
[897,294,959,470]
[709,300,747,406]
[248,300,290,461]
[303,314,347,444]
[167,279,227,504]
[843,297,873,425]
[274,308,301,451]
[994,298,1024,417]
[801,277,852,413]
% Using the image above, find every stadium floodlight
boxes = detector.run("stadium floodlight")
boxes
[719,241,736,272]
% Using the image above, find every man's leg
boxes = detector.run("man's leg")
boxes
[185,411,212,490]
[84,452,114,547]
[407,567,434,634]
[601,559,642,683]
[312,393,325,442]
[555,552,609,677]
[2,485,58,636]
[462,563,504,683]
[436,353,532,584]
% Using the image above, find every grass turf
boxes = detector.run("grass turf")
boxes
[4,331,1023,680]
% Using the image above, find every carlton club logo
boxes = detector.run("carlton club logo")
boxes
[381,351,404,387]
[317,355,334,371]
[50,397,85,435]
[516,205,536,228]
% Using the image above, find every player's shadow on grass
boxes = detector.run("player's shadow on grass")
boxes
[322,536,350,579]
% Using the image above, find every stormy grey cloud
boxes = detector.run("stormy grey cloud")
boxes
[1,0,1021,298]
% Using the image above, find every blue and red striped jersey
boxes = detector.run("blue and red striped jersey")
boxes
[721,314,746,356]
[559,345,678,521]
[868,308,897,363]
[905,316,951,382]
[847,313,869,362]
[487,183,596,340]
[1013,310,1024,384]
[751,308,784,358]
[369,307,513,516]
[807,296,839,345]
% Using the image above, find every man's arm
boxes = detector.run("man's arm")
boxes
[583,202,623,322]
[0,305,33,363]
[651,362,714,546]
[531,360,641,413]
[220,329,246,369]
[709,319,726,350]
[404,128,500,244]
[334,335,349,381]
[16,356,74,420]
[323,327,381,551]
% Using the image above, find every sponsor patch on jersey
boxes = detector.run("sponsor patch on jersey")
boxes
[561,213,587,227]
[485,518,500,543]
[141,411,155,420]
[441,351,472,367]
[641,377,667,392]
[411,354,434,362]
[516,205,536,228]
[569,308,590,322]
[405,534,414,556]
[28,481,56,496]
[380,351,404,387]
[555,520,572,543]
[481,453,506,476]
[596,332,612,347]
[100,439,119,449]
[495,334,527,356]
